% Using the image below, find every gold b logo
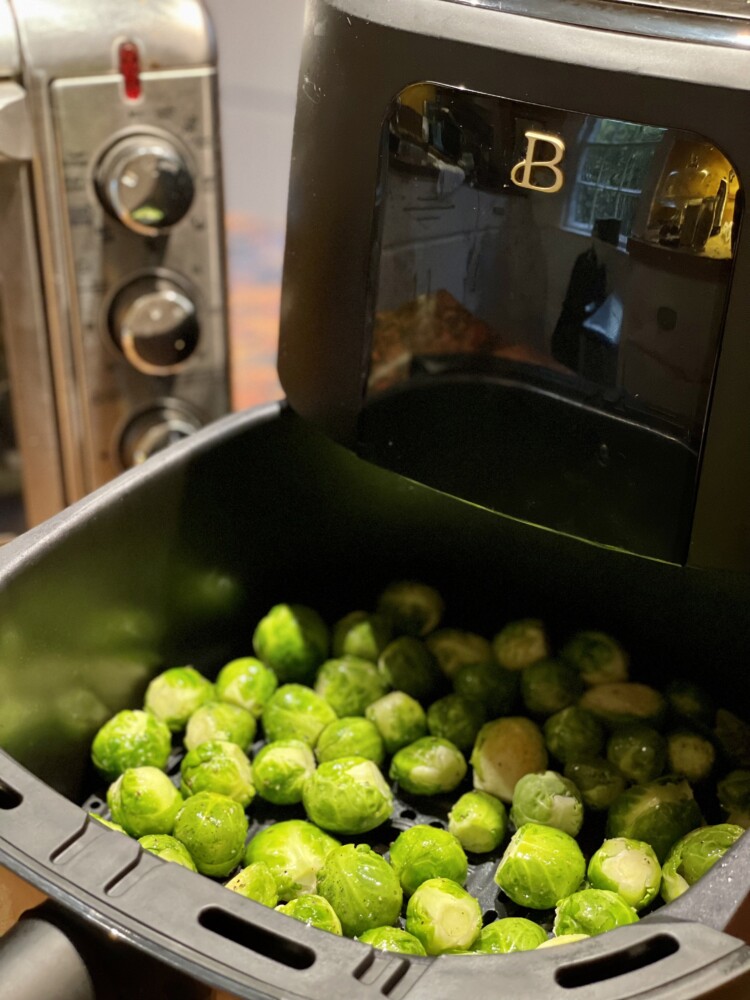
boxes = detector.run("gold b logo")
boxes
[510,130,566,194]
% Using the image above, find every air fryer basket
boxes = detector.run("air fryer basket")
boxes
[2,403,750,999]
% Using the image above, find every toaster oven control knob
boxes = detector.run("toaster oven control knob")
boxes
[96,135,194,235]
[109,275,199,375]
[119,405,202,468]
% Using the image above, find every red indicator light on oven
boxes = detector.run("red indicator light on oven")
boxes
[119,41,142,101]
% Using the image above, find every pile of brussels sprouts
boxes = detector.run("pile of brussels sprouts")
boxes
[88,580,750,957]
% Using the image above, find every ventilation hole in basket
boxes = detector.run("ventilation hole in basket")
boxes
[428,820,445,829]
[482,910,497,927]
[353,951,376,980]
[0,780,21,810]
[381,960,410,996]
[199,907,315,970]
[400,809,416,820]
[555,934,679,989]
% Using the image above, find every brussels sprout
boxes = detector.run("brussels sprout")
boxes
[579,683,666,730]
[214,657,278,717]
[173,791,249,877]
[666,730,716,784]
[606,776,703,862]
[494,823,586,910]
[144,666,214,732]
[587,838,661,911]
[474,917,548,954]
[89,814,126,834]
[471,717,548,802]
[448,790,508,853]
[225,862,278,906]
[138,834,197,871]
[553,889,638,937]
[357,927,427,955]
[314,656,390,717]
[376,580,444,637]
[661,824,745,903]
[425,630,493,680]
[426,694,485,754]
[664,679,714,728]
[252,603,329,684]
[715,710,750,768]
[261,684,337,747]
[544,707,605,766]
[251,739,315,805]
[492,619,549,672]
[91,709,172,781]
[520,660,583,718]
[561,631,628,687]
[317,843,403,937]
[244,820,340,901]
[365,692,428,755]
[276,894,343,935]
[180,740,256,807]
[390,737,467,796]
[510,771,584,838]
[184,701,256,753]
[303,756,393,834]
[332,611,392,662]
[389,824,468,895]
[453,662,519,718]
[107,767,183,838]
[718,770,750,815]
[537,934,590,948]
[606,726,666,786]
[377,637,442,704]
[564,758,626,812]
[316,717,385,766]
[405,877,482,955]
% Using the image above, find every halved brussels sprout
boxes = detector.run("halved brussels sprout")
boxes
[376,581,444,638]
[214,657,278,717]
[225,862,279,906]
[544,707,604,766]
[564,758,625,812]
[587,837,661,911]
[252,603,329,684]
[390,737,467,796]
[553,889,638,937]
[314,656,390,717]
[510,771,584,838]
[172,791,249,877]
[180,739,255,807]
[405,877,482,955]
[184,701,256,753]
[332,611,392,663]
[365,691,428,755]
[606,725,666,786]
[494,823,586,910]
[138,834,197,871]
[261,684,337,747]
[664,679,715,729]
[357,926,427,955]
[389,824,468,895]
[425,630,493,680]
[107,766,183,838]
[252,739,316,805]
[579,683,666,730]
[276,894,343,935]
[244,820,340,901]
[426,694,485,754]
[520,660,583,718]
[492,619,549,672]
[660,824,745,903]
[666,730,716,785]
[315,717,385,766]
[560,631,628,687]
[717,770,750,816]
[537,934,590,949]
[475,917,548,954]
[471,717,548,803]
[606,776,703,862]
[303,756,393,834]
[91,709,171,781]
[448,790,508,854]
[144,666,214,732]
[453,662,519,718]
[715,710,750,768]
[317,843,403,937]
[377,637,442,704]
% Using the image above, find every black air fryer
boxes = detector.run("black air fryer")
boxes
[3,1,750,997]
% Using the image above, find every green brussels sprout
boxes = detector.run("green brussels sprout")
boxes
[389,824,468,895]
[564,758,626,812]
[214,657,278,717]
[718,770,750,815]
[520,659,583,718]
[715,710,750,768]
[606,725,666,786]
[405,877,482,955]
[471,717,548,802]
[561,631,628,687]
[664,679,715,728]
[448,790,508,853]
[357,926,427,955]
[317,843,403,937]
[666,730,716,784]
[276,894,343,935]
[332,611,392,662]
[173,791,248,877]
[314,656,390,717]
[510,771,584,838]
[537,934,590,948]
[225,862,278,906]
[184,701,256,753]
[107,767,183,838]
[425,629,494,680]
[138,834,197,871]
[377,637,442,704]
[579,683,666,730]
[453,662,519,718]
[251,739,315,805]
[144,666,214,732]
[89,814,126,834]
[474,917,548,954]
[365,691,428,755]
[252,603,330,684]
[376,580,444,637]
[553,889,638,937]
[244,820,340,901]
[315,717,385,766]
[606,776,704,862]
[261,684,337,747]
[303,756,393,834]
[180,740,256,807]
[492,619,549,672]
[91,709,172,781]
[587,838,661,911]
[544,707,605,765]
[661,824,745,903]
[494,823,586,909]
[390,737,467,795]
[426,695,485,754]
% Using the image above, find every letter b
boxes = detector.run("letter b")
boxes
[510,131,566,194]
